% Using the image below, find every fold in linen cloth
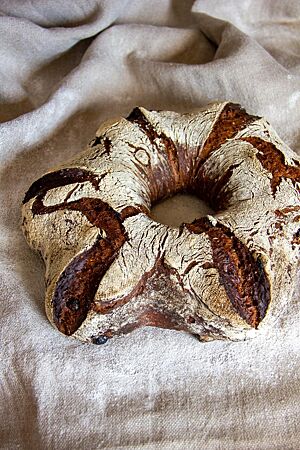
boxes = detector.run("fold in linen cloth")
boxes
[1,1,300,449]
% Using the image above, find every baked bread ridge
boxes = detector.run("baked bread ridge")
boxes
[22,102,300,344]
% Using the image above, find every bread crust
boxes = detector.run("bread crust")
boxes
[22,102,300,344]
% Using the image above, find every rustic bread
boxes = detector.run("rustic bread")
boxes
[22,102,300,344]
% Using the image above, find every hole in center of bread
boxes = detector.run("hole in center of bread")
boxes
[150,193,214,228]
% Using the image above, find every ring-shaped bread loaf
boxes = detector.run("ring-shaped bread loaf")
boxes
[22,102,300,344]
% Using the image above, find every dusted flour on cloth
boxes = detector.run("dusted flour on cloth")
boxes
[1,1,300,449]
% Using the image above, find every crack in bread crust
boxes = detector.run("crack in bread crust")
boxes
[200,103,259,162]
[32,194,129,335]
[241,137,300,195]
[23,168,101,204]
[185,218,270,328]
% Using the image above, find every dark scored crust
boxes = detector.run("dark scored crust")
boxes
[186,218,270,328]
[24,170,143,335]
[33,195,128,334]
[52,236,122,335]
[127,107,190,200]
[23,168,101,204]
[193,103,259,208]
[242,137,300,195]
[200,103,259,162]
[127,103,259,207]
[92,254,227,343]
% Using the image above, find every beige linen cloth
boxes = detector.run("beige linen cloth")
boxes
[1,1,300,449]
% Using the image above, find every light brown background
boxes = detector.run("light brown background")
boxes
[1,1,300,449]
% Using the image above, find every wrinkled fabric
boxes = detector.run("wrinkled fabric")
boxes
[1,1,300,449]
